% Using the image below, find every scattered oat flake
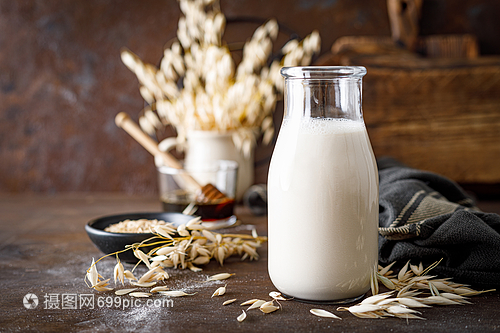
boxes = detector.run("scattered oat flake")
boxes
[237,310,247,322]
[206,273,234,281]
[150,286,170,293]
[269,291,287,301]
[247,300,266,310]
[115,288,138,296]
[129,292,151,298]
[251,229,258,238]
[223,299,237,306]
[159,290,196,297]
[260,300,279,314]
[310,309,341,320]
[131,281,157,288]
[240,299,260,306]
[212,285,226,297]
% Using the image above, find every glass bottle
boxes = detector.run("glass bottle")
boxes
[267,66,378,303]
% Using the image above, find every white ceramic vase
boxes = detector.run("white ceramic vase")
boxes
[158,130,254,201]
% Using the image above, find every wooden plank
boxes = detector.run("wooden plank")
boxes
[1,194,500,332]
[362,63,500,183]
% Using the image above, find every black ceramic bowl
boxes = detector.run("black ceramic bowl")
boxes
[85,212,194,262]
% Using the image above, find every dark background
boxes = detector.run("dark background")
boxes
[1,0,499,194]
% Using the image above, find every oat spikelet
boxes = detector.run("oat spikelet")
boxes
[360,292,393,305]
[423,296,461,306]
[113,259,125,285]
[396,297,430,308]
[124,270,137,281]
[155,246,176,256]
[138,266,163,283]
[398,260,411,282]
[386,305,420,315]
[192,256,211,265]
[310,309,341,320]
[92,278,113,291]
[87,258,98,287]
[186,216,203,230]
[379,261,396,276]
[154,224,175,239]
[177,223,190,237]
[134,249,152,269]
[370,265,379,295]
[377,274,396,290]
[202,230,217,243]
[342,304,381,314]
[341,259,496,320]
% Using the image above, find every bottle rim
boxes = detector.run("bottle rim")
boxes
[281,66,366,79]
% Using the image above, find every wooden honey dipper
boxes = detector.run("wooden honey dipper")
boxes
[115,112,227,203]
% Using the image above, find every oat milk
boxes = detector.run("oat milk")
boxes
[267,117,379,301]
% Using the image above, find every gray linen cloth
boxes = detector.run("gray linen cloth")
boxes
[378,158,500,287]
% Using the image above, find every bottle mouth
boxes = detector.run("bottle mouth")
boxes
[281,66,367,80]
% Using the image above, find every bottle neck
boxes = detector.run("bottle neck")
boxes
[281,67,365,121]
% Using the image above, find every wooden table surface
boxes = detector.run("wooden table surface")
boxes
[1,193,499,333]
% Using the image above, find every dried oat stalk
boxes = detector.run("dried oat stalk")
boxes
[85,217,265,292]
[339,259,495,320]
[232,261,494,323]
[120,0,321,157]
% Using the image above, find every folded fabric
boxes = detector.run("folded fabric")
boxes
[378,157,500,287]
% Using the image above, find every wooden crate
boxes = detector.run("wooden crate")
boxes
[317,40,500,184]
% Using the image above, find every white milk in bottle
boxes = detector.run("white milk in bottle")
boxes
[267,67,378,302]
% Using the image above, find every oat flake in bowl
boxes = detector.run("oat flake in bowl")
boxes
[104,219,171,233]
[86,212,194,262]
